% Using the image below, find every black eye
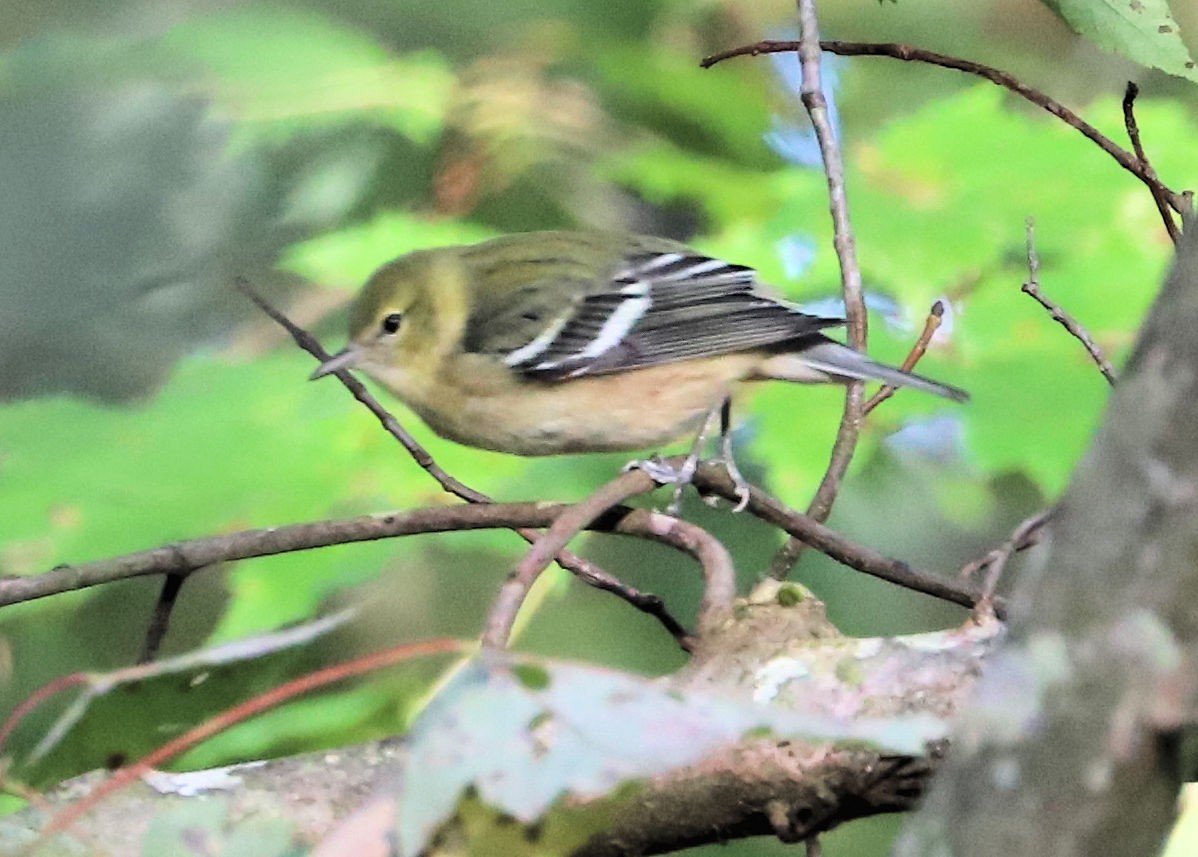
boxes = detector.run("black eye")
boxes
[381,313,403,334]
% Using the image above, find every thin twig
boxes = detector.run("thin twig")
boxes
[609,509,737,637]
[694,463,1001,616]
[863,301,946,414]
[770,1,869,579]
[235,278,482,502]
[1122,82,1181,245]
[958,508,1052,587]
[137,571,187,664]
[0,673,90,755]
[960,509,1052,621]
[483,470,661,649]
[236,279,689,646]
[1021,219,1117,386]
[703,40,1190,219]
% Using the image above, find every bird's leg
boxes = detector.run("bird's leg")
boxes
[625,402,723,515]
[627,396,753,515]
[712,396,751,511]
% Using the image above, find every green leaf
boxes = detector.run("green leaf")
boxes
[1041,0,1198,82]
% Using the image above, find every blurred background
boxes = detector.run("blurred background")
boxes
[1,1,1196,853]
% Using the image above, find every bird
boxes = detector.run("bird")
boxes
[310,230,966,501]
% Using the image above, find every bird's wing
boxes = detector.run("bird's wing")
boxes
[467,245,845,380]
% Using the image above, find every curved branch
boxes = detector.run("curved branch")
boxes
[1122,82,1182,244]
[702,40,1189,220]
[482,469,737,647]
[694,463,998,615]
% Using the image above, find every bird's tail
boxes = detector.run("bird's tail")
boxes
[761,339,969,402]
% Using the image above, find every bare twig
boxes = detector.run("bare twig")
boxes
[0,673,90,755]
[863,301,946,414]
[770,1,869,579]
[235,278,482,503]
[482,473,644,651]
[608,509,737,638]
[236,279,688,646]
[482,470,720,648]
[1122,82,1181,245]
[694,463,1000,615]
[958,509,1052,592]
[5,480,984,622]
[703,40,1190,219]
[137,572,187,664]
[1021,220,1117,386]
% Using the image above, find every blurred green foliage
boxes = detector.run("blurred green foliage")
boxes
[0,0,1195,853]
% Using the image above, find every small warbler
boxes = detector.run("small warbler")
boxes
[311,231,966,457]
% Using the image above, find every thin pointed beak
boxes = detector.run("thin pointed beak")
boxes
[310,346,360,380]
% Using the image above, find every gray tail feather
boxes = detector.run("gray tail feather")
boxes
[800,341,969,403]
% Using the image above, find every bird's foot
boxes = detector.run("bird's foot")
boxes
[624,452,751,515]
[626,396,752,515]
[624,455,697,516]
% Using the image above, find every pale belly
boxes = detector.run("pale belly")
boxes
[407,355,760,456]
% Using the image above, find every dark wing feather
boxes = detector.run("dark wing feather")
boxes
[504,248,844,380]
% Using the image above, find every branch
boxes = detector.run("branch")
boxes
[770,1,869,579]
[703,40,1190,221]
[693,463,999,615]
[863,300,946,415]
[958,509,1052,603]
[1122,82,1181,245]
[4,500,744,653]
[137,572,186,664]
[482,469,738,648]
[1021,219,1117,386]
[24,701,943,857]
[21,585,1001,855]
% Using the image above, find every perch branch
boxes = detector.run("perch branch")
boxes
[482,469,737,648]
[694,463,999,615]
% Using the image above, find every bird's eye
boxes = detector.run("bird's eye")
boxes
[381,313,403,335]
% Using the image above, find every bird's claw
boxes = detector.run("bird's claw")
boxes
[625,454,751,515]
[625,456,695,516]
[710,454,751,512]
